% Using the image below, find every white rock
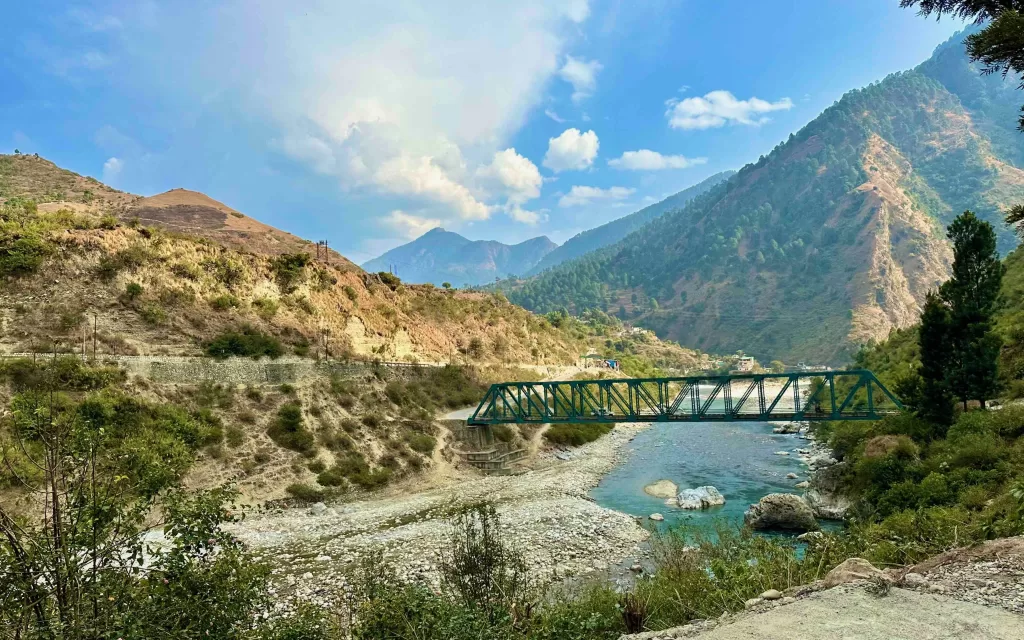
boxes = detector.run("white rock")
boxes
[786,473,798,479]
[676,486,726,510]
[744,597,762,609]
[904,572,928,587]
[649,513,664,521]
[761,589,783,600]
[774,451,790,456]
[310,502,327,516]
[795,481,810,489]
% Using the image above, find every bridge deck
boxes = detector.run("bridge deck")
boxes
[467,369,901,426]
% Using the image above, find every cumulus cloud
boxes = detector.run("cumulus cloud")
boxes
[665,90,793,130]
[558,56,602,103]
[384,210,443,239]
[543,128,599,172]
[102,157,123,182]
[99,0,592,230]
[608,149,707,170]
[558,185,634,207]
[505,204,546,225]
[477,148,543,205]
[375,154,491,221]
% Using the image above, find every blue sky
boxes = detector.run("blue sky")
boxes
[0,1,965,262]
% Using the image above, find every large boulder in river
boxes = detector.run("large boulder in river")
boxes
[744,493,819,532]
[643,480,678,499]
[676,486,726,510]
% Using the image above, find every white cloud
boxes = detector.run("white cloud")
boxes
[383,210,443,239]
[105,1,593,223]
[67,8,123,32]
[375,154,491,221]
[558,185,634,207]
[665,90,793,130]
[544,108,566,123]
[102,157,123,182]
[543,128,599,172]
[608,149,707,170]
[558,56,602,103]
[506,204,546,225]
[477,148,542,204]
[276,133,337,175]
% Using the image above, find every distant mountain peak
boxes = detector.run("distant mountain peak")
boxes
[362,229,558,286]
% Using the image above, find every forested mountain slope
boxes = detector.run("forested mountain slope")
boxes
[362,227,556,287]
[526,170,735,275]
[506,30,1024,365]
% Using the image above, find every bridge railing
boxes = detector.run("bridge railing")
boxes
[467,369,902,426]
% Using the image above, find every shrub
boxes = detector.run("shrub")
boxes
[226,425,245,447]
[170,262,201,281]
[0,234,50,277]
[205,326,284,359]
[544,422,613,446]
[271,253,311,292]
[210,293,240,310]
[124,282,144,301]
[252,297,279,317]
[362,414,383,429]
[204,256,244,287]
[139,303,167,325]
[377,271,401,289]
[96,244,152,279]
[343,285,358,301]
[267,403,316,456]
[406,432,436,455]
[492,425,515,443]
[279,383,296,394]
[286,483,325,502]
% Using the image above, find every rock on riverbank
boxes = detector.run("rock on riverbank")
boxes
[744,493,819,532]
[675,486,725,510]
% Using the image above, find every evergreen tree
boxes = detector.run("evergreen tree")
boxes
[918,291,955,428]
[940,211,1005,408]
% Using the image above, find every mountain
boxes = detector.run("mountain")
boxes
[505,29,1024,365]
[0,153,584,365]
[362,227,557,287]
[527,170,735,275]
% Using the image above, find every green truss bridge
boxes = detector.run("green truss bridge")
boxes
[467,369,902,427]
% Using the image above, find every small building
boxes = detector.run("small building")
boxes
[735,356,755,372]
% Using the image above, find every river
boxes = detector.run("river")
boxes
[590,420,811,532]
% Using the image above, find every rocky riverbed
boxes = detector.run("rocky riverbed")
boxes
[230,423,652,611]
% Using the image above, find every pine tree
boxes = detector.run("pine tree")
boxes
[940,211,1005,408]
[918,291,955,428]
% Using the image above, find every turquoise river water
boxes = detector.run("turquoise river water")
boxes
[590,421,811,532]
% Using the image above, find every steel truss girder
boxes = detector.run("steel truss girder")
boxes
[467,369,903,426]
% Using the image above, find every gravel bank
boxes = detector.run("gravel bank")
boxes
[231,422,651,608]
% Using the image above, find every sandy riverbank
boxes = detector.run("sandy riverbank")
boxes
[230,422,652,609]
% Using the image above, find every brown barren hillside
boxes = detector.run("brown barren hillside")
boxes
[128,189,356,269]
[0,153,586,365]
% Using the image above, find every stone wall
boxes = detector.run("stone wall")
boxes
[0,353,432,386]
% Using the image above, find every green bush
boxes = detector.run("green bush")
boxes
[124,282,144,300]
[205,326,284,359]
[139,303,167,325]
[377,271,401,289]
[267,403,316,456]
[0,233,49,277]
[544,422,613,446]
[343,285,358,301]
[210,293,240,310]
[271,253,311,292]
[253,297,279,317]
[406,432,436,454]
[286,483,325,502]
[96,244,152,279]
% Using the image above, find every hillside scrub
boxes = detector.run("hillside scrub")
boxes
[544,422,613,446]
[266,402,316,455]
[205,326,285,359]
